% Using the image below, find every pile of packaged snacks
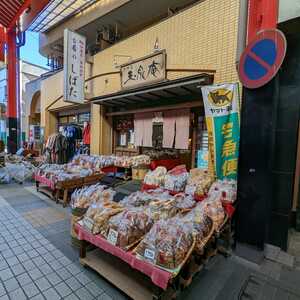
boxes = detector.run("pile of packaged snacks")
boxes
[120,189,169,207]
[164,172,189,192]
[185,168,215,198]
[73,154,150,169]
[36,163,93,182]
[71,184,116,209]
[115,155,151,168]
[173,193,196,211]
[197,193,225,230]
[182,205,214,253]
[106,207,154,249]
[143,167,167,186]
[83,202,124,235]
[135,217,194,269]
[72,155,116,170]
[209,179,237,203]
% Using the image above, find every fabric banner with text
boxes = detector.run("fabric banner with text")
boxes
[201,83,240,180]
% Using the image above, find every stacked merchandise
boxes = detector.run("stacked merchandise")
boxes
[36,163,93,183]
[72,154,151,169]
[71,184,115,209]
[0,155,38,184]
[76,176,236,272]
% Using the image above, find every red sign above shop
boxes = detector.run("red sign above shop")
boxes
[238,29,287,89]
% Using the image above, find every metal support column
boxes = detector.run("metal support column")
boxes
[7,27,18,153]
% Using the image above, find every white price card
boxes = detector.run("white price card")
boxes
[144,248,156,262]
[107,229,118,245]
[82,217,94,232]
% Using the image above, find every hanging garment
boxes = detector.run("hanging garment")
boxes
[83,123,91,145]
[163,110,176,148]
[175,109,190,150]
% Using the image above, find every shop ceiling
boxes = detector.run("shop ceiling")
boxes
[0,0,28,29]
[92,73,214,114]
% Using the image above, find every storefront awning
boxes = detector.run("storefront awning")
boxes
[91,73,214,109]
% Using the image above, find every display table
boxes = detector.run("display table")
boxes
[76,224,172,290]
[35,173,105,207]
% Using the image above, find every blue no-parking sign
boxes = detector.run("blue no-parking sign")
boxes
[238,29,287,89]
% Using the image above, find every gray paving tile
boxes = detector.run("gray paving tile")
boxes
[0,268,14,281]
[11,263,25,276]
[66,263,81,275]
[39,263,53,275]
[97,293,114,300]
[23,282,40,298]
[8,288,26,300]
[45,244,56,251]
[43,253,56,263]
[1,249,14,259]
[49,260,62,271]
[6,256,19,267]
[35,277,51,292]
[86,281,104,297]
[58,256,72,267]
[56,267,72,281]
[17,272,32,286]
[27,249,40,259]
[0,260,8,271]
[66,276,82,291]
[12,246,24,256]
[3,277,19,293]
[28,267,44,280]
[31,293,45,300]
[8,240,18,248]
[0,283,5,297]
[76,271,92,285]
[42,287,61,300]
[22,244,33,252]
[55,281,72,298]
[33,256,46,267]
[75,287,94,300]
[22,259,36,271]
[17,252,30,263]
[36,247,48,255]
[47,272,62,285]
[64,293,79,300]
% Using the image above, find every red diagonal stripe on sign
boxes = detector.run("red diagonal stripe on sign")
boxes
[247,51,273,72]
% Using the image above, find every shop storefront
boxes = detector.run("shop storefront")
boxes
[91,50,214,171]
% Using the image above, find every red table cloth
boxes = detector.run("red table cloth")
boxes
[76,224,172,290]
[35,174,55,190]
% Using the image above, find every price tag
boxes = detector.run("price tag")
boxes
[107,229,118,245]
[144,248,156,262]
[82,217,94,232]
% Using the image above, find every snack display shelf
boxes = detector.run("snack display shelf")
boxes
[35,173,105,207]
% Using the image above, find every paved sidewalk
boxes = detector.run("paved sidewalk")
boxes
[0,184,128,300]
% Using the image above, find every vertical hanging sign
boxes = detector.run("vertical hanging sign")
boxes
[64,29,86,104]
[201,83,240,180]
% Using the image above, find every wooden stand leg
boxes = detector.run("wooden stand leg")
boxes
[36,181,39,192]
[80,240,87,259]
[63,189,68,207]
[55,189,59,204]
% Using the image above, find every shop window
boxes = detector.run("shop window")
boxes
[58,116,68,124]
[78,113,90,124]
[69,115,78,123]
[115,117,135,149]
